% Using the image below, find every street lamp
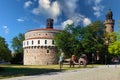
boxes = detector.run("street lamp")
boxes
[92,53,94,68]
[105,55,107,65]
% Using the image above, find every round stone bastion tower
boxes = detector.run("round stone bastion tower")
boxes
[23,18,60,65]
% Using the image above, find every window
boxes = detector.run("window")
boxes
[47,22,50,26]
[52,40,54,44]
[47,50,49,53]
[45,40,47,44]
[27,41,29,45]
[32,41,34,45]
[38,40,40,44]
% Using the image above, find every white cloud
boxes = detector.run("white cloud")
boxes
[24,1,32,8]
[32,0,61,20]
[2,26,9,34]
[92,0,104,17]
[27,0,92,27]
[16,18,24,22]
[31,0,78,22]
[61,19,73,28]
[57,0,78,18]
[94,0,101,4]
[83,18,91,26]
[62,14,92,28]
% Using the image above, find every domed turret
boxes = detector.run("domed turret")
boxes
[104,9,114,33]
[106,9,113,20]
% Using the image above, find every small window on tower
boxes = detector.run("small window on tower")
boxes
[45,40,47,44]
[47,50,49,53]
[32,41,34,45]
[38,40,40,44]
[47,22,50,26]
[52,40,54,44]
[27,41,29,45]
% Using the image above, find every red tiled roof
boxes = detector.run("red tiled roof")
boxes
[27,28,61,32]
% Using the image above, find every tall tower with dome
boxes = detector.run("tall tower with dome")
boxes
[104,9,115,33]
[23,18,61,65]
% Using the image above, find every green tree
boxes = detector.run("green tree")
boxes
[81,21,105,54]
[55,24,74,57]
[0,36,11,61]
[81,21,106,63]
[108,41,120,56]
[11,33,25,64]
[55,24,85,57]
[55,21,106,63]
[108,20,120,56]
[108,31,120,56]
[104,32,117,46]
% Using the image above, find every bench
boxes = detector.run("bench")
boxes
[62,58,87,67]
[59,54,87,68]
[62,58,84,68]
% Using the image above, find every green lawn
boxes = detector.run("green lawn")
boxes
[0,64,95,79]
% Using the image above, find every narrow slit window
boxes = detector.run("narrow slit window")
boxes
[27,41,29,45]
[38,40,40,44]
[47,50,49,53]
[52,40,54,44]
[32,41,34,45]
[45,40,47,44]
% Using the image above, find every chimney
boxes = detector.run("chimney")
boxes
[46,18,54,28]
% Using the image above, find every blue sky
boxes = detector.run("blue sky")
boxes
[0,0,120,51]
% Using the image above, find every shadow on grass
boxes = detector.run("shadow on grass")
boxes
[0,67,60,79]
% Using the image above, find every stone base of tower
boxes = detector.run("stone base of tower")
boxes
[23,46,58,65]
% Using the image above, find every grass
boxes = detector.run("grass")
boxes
[0,64,97,79]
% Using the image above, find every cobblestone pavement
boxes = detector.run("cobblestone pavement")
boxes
[3,65,120,80]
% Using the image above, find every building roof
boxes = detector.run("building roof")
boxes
[26,28,61,33]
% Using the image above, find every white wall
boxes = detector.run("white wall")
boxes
[23,39,55,47]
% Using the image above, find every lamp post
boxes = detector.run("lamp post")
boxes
[92,53,94,68]
[105,55,107,65]
[59,49,62,72]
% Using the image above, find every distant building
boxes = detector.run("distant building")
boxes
[23,18,61,65]
[104,9,115,33]
[104,9,115,45]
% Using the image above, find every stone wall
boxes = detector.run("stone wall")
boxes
[24,46,58,65]
[23,29,60,65]
[104,19,114,33]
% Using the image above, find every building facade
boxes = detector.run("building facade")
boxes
[23,19,60,65]
[104,9,115,33]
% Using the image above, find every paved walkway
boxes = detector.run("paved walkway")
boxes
[4,65,120,80]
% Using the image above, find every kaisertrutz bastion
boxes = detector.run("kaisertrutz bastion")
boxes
[23,18,60,65]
